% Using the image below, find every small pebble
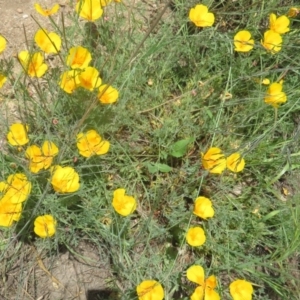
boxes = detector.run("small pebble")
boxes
[22,14,28,19]
[17,8,23,14]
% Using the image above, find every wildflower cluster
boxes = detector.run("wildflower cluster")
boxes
[0,0,297,299]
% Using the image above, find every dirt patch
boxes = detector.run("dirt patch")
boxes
[1,241,113,300]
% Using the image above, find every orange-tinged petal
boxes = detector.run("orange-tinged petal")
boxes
[269,13,290,34]
[112,188,136,216]
[189,4,215,27]
[136,280,164,300]
[67,46,92,69]
[79,66,102,91]
[76,0,103,21]
[226,153,245,173]
[51,166,80,193]
[201,147,226,174]
[193,196,214,219]
[0,198,22,227]
[261,30,282,53]
[186,227,206,247]
[205,287,220,300]
[191,286,204,300]
[187,265,205,286]
[98,84,119,104]
[7,123,29,146]
[77,130,110,157]
[34,215,56,238]
[233,30,254,52]
[264,82,287,108]
[59,70,81,94]
[34,3,60,16]
[230,279,253,300]
[35,29,61,54]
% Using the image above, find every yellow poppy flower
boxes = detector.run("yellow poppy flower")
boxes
[50,166,80,193]
[261,30,282,53]
[230,279,254,300]
[193,196,214,219]
[77,129,110,158]
[7,123,29,146]
[66,46,92,69]
[269,13,290,34]
[0,34,6,54]
[201,147,226,174]
[112,188,136,216]
[18,51,48,77]
[35,29,61,54]
[59,70,81,94]
[34,215,56,238]
[287,7,299,18]
[34,3,60,16]
[76,0,103,21]
[233,30,254,52]
[79,67,102,91]
[136,280,164,300]
[0,74,7,88]
[226,153,245,173]
[0,198,22,227]
[264,82,287,108]
[189,4,215,27]
[186,226,206,247]
[26,141,59,173]
[187,265,220,300]
[0,173,31,204]
[98,84,119,104]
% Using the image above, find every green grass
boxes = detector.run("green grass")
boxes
[1,0,300,299]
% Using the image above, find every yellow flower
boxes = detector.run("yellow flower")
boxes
[34,215,56,238]
[77,129,110,158]
[51,166,80,193]
[18,51,48,78]
[67,46,92,69]
[112,188,136,216]
[261,30,282,53]
[25,145,44,173]
[201,147,226,174]
[26,141,59,173]
[233,30,254,52]
[34,3,60,16]
[76,0,103,21]
[287,7,299,18]
[226,153,245,173]
[269,13,290,34]
[35,29,61,54]
[98,84,119,104]
[0,173,31,204]
[187,265,220,300]
[230,279,253,300]
[0,74,7,88]
[136,280,164,300]
[0,34,6,54]
[262,78,270,85]
[193,196,214,219]
[189,4,215,27]
[59,70,81,94]
[79,67,102,91]
[0,198,22,227]
[7,123,29,146]
[264,82,287,108]
[186,226,206,247]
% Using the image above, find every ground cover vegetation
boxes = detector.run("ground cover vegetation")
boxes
[0,0,300,299]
